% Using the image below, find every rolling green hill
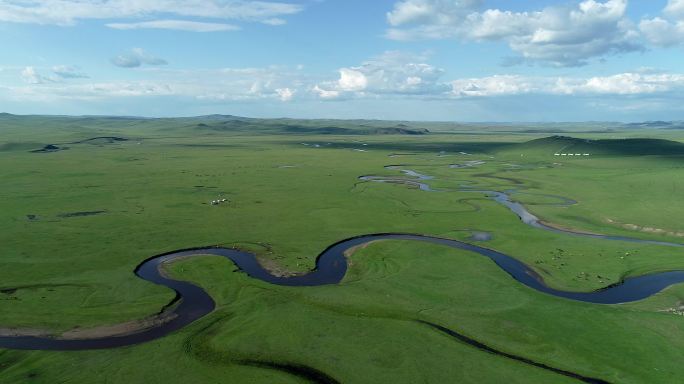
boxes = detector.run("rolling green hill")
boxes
[496,135,684,158]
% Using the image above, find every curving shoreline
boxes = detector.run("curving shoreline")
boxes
[3,232,684,351]
[363,164,683,247]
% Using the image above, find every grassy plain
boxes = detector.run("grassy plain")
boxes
[2,115,684,383]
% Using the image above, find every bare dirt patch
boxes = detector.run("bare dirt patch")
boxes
[60,311,177,340]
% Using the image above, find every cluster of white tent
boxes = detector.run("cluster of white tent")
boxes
[554,153,590,156]
[211,198,228,205]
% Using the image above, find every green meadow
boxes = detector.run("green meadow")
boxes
[2,114,684,383]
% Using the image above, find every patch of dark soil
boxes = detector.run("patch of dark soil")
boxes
[469,231,493,241]
[57,210,106,218]
[71,136,129,144]
[30,144,65,153]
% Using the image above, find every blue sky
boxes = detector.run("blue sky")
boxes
[1,0,684,121]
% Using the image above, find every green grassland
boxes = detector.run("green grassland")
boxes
[2,114,684,383]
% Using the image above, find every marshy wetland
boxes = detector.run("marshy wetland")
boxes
[3,115,684,383]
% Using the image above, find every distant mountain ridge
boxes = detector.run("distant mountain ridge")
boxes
[0,113,431,136]
[1,113,684,134]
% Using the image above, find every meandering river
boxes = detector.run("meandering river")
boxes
[1,162,683,383]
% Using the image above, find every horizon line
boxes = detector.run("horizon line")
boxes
[2,112,678,125]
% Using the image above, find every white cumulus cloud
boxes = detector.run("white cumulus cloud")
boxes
[557,73,684,95]
[314,51,450,99]
[451,72,684,97]
[275,87,295,101]
[111,48,168,68]
[665,0,684,18]
[20,67,55,84]
[52,65,88,78]
[5,65,309,103]
[452,75,539,97]
[386,0,642,66]
[0,0,303,29]
[106,20,240,32]
[387,0,481,28]
[10,55,684,109]
[640,1,684,47]
[312,85,341,100]
[338,68,368,91]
